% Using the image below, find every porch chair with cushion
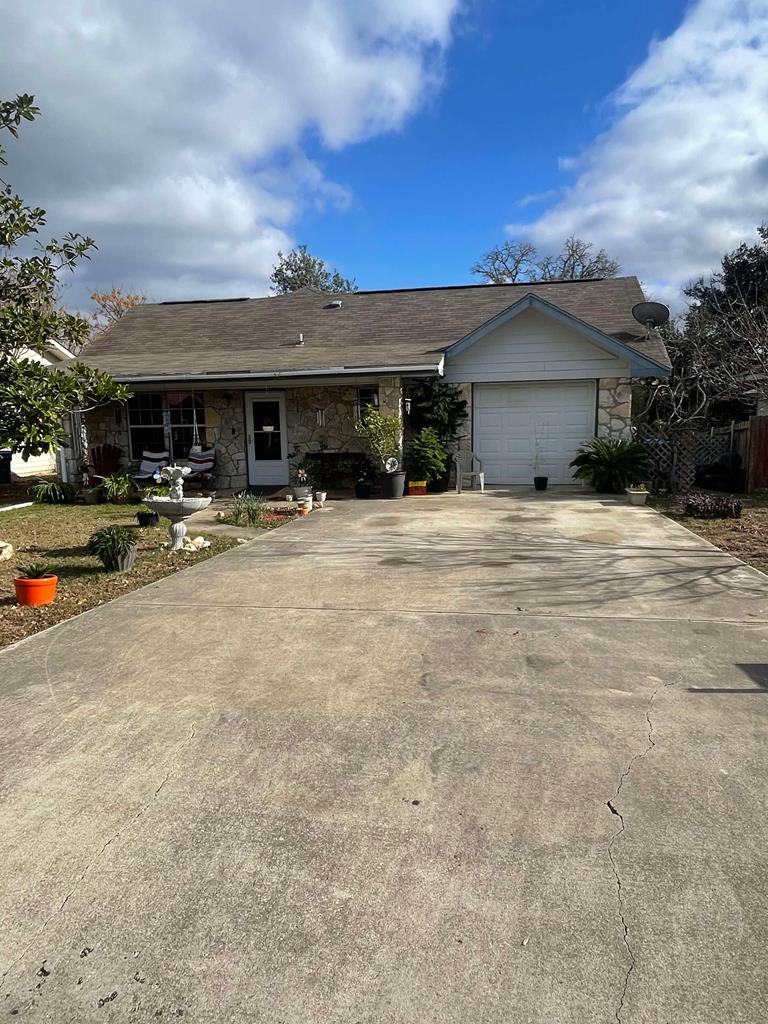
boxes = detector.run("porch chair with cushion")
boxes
[135,448,170,483]
[454,450,485,494]
[183,448,216,487]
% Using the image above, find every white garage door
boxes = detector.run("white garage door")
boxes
[473,381,596,485]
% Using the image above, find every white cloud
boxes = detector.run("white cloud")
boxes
[0,0,459,305]
[508,0,768,308]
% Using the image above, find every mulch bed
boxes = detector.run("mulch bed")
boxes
[0,503,240,651]
[653,490,768,574]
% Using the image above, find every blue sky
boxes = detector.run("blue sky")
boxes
[2,0,766,309]
[299,0,690,289]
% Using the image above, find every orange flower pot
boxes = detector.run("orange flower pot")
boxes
[14,574,59,607]
[408,481,427,496]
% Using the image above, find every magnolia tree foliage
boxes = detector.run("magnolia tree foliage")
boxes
[0,94,129,459]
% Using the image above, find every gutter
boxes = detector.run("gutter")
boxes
[109,361,444,384]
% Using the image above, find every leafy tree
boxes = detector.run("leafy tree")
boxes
[407,379,467,447]
[641,225,768,428]
[88,287,147,338]
[270,244,357,294]
[0,94,129,459]
[686,224,768,313]
[472,235,620,284]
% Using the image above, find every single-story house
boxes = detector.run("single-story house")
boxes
[79,277,670,489]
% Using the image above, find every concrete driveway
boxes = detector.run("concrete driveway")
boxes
[2,490,768,1023]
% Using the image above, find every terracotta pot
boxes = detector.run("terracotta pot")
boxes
[14,574,58,607]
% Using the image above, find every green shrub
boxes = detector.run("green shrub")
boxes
[407,379,468,446]
[407,427,448,482]
[354,408,402,471]
[231,491,268,526]
[30,479,76,504]
[570,439,649,494]
[99,471,135,503]
[87,525,139,570]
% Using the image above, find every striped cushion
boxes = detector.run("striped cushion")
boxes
[186,448,215,475]
[138,450,170,478]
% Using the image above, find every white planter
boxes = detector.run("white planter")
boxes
[297,496,313,511]
[626,489,649,506]
[314,491,327,503]
[293,486,312,499]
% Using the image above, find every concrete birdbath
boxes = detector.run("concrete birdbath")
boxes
[141,464,212,551]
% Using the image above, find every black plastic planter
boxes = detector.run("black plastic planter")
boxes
[534,476,549,492]
[136,511,160,528]
[354,480,372,499]
[379,471,406,499]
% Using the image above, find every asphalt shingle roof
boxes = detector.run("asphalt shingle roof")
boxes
[82,276,671,379]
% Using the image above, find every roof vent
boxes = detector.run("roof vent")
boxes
[325,299,343,309]
[295,333,305,347]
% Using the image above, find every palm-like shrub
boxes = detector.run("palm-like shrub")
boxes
[570,438,649,494]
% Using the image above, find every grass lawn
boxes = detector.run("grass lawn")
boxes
[0,502,239,651]
[652,490,768,574]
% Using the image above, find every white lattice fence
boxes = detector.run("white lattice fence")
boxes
[634,426,697,493]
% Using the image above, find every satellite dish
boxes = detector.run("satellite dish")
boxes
[384,457,399,473]
[632,301,670,329]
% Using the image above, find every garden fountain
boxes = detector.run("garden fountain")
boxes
[141,465,212,551]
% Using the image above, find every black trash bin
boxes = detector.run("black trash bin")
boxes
[0,450,11,485]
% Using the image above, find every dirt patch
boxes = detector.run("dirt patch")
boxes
[0,503,240,650]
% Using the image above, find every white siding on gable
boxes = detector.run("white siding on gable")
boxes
[442,306,630,383]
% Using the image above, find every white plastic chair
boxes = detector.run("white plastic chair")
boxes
[454,451,485,493]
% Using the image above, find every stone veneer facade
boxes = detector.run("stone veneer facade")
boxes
[596,377,632,441]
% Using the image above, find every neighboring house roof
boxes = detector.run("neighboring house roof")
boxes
[82,276,671,381]
[20,340,75,366]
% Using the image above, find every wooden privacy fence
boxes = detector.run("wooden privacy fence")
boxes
[636,417,768,493]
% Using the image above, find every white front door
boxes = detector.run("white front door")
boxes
[473,381,596,485]
[245,392,289,486]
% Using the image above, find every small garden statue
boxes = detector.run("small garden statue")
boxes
[161,464,191,501]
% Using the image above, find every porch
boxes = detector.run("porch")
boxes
[82,376,407,492]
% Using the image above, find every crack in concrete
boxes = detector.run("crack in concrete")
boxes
[0,724,198,996]
[606,682,672,1024]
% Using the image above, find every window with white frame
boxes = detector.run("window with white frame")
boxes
[127,392,207,459]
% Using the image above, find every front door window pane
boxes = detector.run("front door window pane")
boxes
[252,400,281,460]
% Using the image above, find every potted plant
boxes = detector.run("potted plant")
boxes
[625,481,649,506]
[354,475,372,499]
[136,505,161,527]
[406,380,468,492]
[406,428,448,496]
[355,408,405,499]
[532,426,548,491]
[88,525,140,572]
[14,563,58,607]
[570,438,650,494]
[98,471,136,505]
[80,483,102,505]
